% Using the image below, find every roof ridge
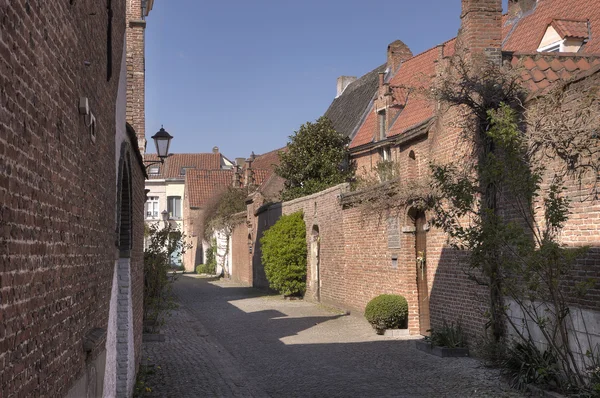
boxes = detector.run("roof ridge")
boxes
[399,37,456,65]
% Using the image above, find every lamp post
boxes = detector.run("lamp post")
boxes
[161,210,169,227]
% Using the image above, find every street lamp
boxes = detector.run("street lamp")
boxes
[152,126,173,160]
[144,126,173,169]
[161,210,169,225]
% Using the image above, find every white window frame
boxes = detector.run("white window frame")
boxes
[537,40,563,53]
[167,196,182,219]
[148,166,160,175]
[145,196,159,219]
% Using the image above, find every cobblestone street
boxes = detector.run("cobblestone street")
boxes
[140,276,524,397]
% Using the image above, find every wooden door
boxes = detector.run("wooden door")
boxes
[415,211,430,335]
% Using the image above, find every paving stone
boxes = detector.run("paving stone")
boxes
[141,276,526,397]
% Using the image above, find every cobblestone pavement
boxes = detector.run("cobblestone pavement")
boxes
[141,275,526,398]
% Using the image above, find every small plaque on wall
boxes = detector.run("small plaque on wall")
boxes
[387,217,401,249]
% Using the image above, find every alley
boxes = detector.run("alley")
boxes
[140,276,523,398]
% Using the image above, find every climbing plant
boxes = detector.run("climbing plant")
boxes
[429,57,600,393]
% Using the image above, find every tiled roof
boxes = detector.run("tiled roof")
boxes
[350,39,456,149]
[146,153,223,179]
[350,0,599,150]
[552,19,589,39]
[185,169,234,208]
[250,148,282,170]
[512,52,600,95]
[252,169,270,186]
[503,0,600,53]
[246,148,285,191]
[324,64,387,138]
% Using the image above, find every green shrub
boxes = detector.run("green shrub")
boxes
[197,239,217,274]
[364,294,408,334]
[195,264,214,274]
[502,341,559,390]
[427,320,467,348]
[260,211,307,296]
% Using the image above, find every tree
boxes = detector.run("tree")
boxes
[276,116,354,201]
[429,58,600,392]
[143,223,191,332]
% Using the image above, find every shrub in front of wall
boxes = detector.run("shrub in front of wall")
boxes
[260,211,307,296]
[364,294,408,334]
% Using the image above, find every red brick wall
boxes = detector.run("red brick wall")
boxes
[126,0,147,152]
[0,1,146,395]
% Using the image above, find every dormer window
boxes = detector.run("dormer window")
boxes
[537,19,589,53]
[149,166,159,175]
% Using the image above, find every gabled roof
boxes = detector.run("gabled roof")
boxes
[185,169,234,208]
[503,0,600,53]
[350,40,456,149]
[324,64,387,139]
[350,0,600,150]
[551,19,590,40]
[145,153,223,180]
[247,148,285,191]
[250,148,282,170]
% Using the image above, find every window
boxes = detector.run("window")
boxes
[167,196,181,219]
[145,196,159,219]
[378,111,387,141]
[149,166,159,175]
[180,167,192,176]
[380,146,392,161]
[538,42,561,53]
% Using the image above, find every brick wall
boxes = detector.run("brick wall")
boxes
[0,0,144,395]
[126,0,147,153]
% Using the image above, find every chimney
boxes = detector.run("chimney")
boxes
[507,0,536,18]
[336,76,357,98]
[212,146,219,154]
[387,40,413,73]
[232,165,242,188]
[244,156,254,187]
[459,0,503,65]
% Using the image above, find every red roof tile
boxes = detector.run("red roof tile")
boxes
[350,40,453,149]
[349,0,599,150]
[146,153,223,179]
[511,53,600,95]
[552,19,589,39]
[185,169,234,208]
[250,148,283,170]
[504,0,600,53]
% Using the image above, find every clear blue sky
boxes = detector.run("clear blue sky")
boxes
[145,0,509,160]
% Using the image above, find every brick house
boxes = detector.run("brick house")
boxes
[144,150,232,267]
[185,152,281,276]
[1,0,152,396]
[233,0,600,343]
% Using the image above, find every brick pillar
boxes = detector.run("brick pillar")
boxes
[126,0,147,155]
[458,0,503,65]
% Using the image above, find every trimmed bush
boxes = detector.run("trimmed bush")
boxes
[260,211,307,296]
[364,294,408,334]
[195,264,214,275]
